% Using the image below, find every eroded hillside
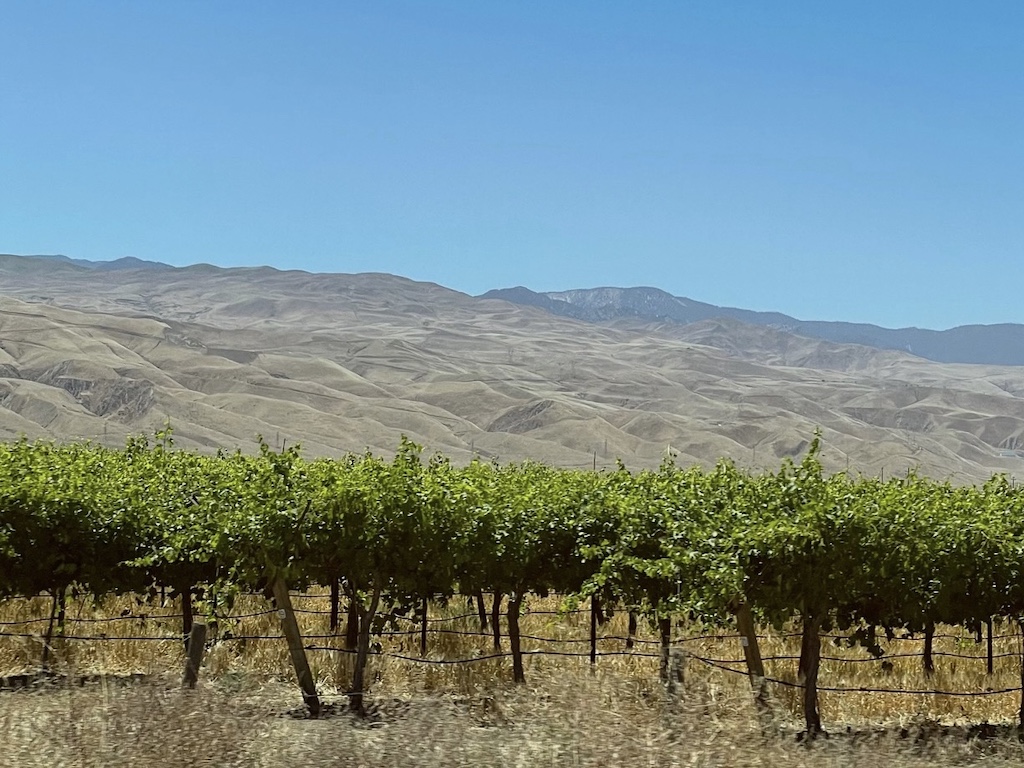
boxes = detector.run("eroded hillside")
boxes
[2,254,1023,482]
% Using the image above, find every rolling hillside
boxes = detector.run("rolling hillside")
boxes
[2,253,1024,482]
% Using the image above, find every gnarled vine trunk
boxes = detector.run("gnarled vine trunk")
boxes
[349,584,382,714]
[799,613,823,736]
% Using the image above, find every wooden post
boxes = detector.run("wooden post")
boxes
[658,616,672,683]
[475,590,488,632]
[799,614,823,737]
[508,592,525,683]
[344,584,359,650]
[666,648,685,700]
[181,622,207,689]
[626,610,637,650]
[420,596,429,657]
[56,589,66,640]
[329,579,340,633]
[987,617,995,675]
[590,595,599,667]
[923,621,935,676]
[271,578,321,717]
[491,593,503,651]
[735,601,768,712]
[181,587,193,652]
[41,590,59,671]
[210,589,219,642]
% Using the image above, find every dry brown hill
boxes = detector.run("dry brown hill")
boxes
[2,254,1023,482]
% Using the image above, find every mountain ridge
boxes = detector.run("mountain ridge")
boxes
[11,254,1021,366]
[481,285,1024,367]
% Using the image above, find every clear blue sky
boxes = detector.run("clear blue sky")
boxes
[2,2,1022,330]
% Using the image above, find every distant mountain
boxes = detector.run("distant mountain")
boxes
[13,254,173,271]
[480,286,1024,367]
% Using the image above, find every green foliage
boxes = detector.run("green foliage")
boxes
[0,431,1021,652]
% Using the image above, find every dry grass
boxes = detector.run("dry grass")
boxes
[2,670,1024,767]
[2,593,1024,766]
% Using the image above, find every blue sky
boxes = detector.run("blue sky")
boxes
[2,2,1022,330]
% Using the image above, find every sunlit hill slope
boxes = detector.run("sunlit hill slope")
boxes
[2,253,1023,482]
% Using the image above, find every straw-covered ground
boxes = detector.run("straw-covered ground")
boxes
[2,593,1024,767]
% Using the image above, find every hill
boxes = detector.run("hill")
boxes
[482,285,1024,366]
[2,253,1024,482]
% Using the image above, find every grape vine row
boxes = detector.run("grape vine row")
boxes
[2,431,1022,728]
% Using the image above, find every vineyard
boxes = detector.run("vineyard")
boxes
[3,430,1024,737]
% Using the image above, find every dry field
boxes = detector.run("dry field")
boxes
[2,593,1024,766]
